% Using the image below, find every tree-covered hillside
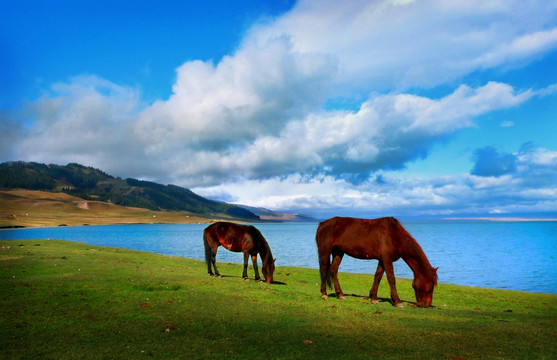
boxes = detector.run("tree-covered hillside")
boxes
[0,161,258,220]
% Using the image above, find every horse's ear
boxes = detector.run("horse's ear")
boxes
[274,258,277,263]
[433,267,438,273]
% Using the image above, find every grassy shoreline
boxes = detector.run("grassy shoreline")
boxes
[2,239,556,359]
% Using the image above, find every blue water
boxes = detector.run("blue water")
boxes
[1,222,556,294]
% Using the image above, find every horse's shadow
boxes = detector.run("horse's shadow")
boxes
[211,274,234,278]
[210,274,287,285]
[325,293,429,307]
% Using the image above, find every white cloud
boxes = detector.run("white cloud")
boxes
[8,76,156,178]
[185,82,533,184]
[474,28,557,68]
[135,36,336,153]
[195,147,557,218]
[4,75,540,188]
[3,0,557,218]
[250,0,557,91]
[519,148,557,166]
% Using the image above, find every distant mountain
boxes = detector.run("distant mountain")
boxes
[0,161,258,220]
[240,205,318,222]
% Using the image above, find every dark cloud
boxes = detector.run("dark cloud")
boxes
[471,146,517,177]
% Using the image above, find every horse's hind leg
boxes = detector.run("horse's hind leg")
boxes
[204,235,215,276]
[251,255,262,281]
[331,249,346,300]
[211,247,221,277]
[369,261,385,304]
[319,252,331,299]
[242,253,249,280]
[207,261,214,276]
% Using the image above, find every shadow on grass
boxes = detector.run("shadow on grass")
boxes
[325,293,429,307]
[209,274,287,285]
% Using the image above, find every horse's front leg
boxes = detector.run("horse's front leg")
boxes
[242,252,249,280]
[369,261,385,304]
[251,255,262,281]
[384,261,403,307]
[331,250,346,300]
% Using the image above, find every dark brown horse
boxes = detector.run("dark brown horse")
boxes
[203,222,275,283]
[316,216,438,307]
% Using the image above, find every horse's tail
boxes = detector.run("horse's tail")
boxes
[315,221,333,290]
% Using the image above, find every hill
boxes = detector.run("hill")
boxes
[0,161,258,220]
[240,205,318,222]
[0,189,213,228]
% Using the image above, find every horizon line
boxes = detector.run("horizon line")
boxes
[444,217,557,222]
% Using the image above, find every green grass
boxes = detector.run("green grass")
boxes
[1,239,556,359]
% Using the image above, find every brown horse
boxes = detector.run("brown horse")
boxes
[316,216,438,307]
[203,222,275,283]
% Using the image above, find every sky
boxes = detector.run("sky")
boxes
[1,0,557,220]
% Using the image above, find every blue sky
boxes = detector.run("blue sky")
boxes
[1,0,556,220]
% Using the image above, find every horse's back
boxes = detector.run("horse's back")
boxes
[204,222,241,246]
[204,221,262,253]
[318,216,396,237]
[205,221,249,237]
[316,216,401,258]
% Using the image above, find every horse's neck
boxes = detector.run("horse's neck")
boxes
[259,240,272,262]
[400,241,431,278]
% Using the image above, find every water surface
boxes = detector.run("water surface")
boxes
[1,221,556,293]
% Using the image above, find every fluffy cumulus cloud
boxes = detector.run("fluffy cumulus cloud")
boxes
[7,76,163,179]
[3,0,557,217]
[10,77,535,186]
[192,81,534,185]
[136,36,336,152]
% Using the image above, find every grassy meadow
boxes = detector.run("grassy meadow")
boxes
[1,239,556,359]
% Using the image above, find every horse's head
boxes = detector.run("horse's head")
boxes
[262,258,276,284]
[412,267,438,307]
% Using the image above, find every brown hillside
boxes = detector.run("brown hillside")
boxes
[0,190,212,228]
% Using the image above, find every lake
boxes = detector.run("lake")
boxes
[1,221,556,294]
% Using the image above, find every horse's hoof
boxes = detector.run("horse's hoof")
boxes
[217,275,222,278]
[321,294,329,300]
[338,295,347,300]
[371,299,379,305]
[395,302,404,308]
[244,278,250,282]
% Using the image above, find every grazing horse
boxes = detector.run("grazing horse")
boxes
[316,216,438,307]
[203,222,275,283]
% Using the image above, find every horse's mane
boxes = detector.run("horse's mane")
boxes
[252,226,273,264]
[392,218,438,286]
